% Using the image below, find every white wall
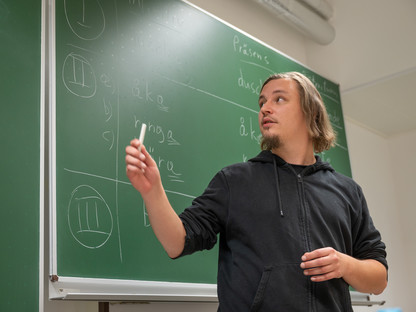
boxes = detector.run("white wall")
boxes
[345,120,412,312]
[388,130,416,310]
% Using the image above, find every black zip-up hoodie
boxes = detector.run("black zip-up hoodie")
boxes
[179,151,387,311]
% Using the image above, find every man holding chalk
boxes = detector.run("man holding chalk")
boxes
[125,72,387,311]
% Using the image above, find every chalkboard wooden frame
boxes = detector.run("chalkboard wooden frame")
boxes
[49,0,351,301]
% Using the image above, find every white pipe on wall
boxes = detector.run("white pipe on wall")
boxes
[256,0,335,45]
[297,0,333,20]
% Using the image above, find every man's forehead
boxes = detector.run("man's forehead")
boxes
[260,78,296,95]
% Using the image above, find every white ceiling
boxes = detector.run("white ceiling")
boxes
[187,0,416,138]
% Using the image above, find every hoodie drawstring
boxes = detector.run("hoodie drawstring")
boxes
[273,158,284,217]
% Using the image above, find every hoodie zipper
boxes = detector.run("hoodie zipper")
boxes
[297,173,311,250]
[297,172,315,312]
[272,158,284,217]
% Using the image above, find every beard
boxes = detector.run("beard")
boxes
[260,133,281,151]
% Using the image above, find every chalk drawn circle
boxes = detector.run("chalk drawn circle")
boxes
[64,0,105,41]
[68,185,113,249]
[62,52,97,98]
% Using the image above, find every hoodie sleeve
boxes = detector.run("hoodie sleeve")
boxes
[177,170,229,257]
[351,185,388,270]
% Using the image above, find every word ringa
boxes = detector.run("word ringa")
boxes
[134,117,180,146]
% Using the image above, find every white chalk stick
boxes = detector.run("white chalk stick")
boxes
[137,123,147,173]
[139,123,147,145]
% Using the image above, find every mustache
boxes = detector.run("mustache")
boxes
[261,116,278,125]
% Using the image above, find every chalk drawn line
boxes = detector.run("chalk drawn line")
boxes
[64,167,196,200]
[161,75,259,115]
[240,59,274,74]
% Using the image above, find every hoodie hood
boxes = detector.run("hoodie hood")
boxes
[249,150,334,174]
[249,150,334,217]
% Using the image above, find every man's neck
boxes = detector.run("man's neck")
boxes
[271,143,316,166]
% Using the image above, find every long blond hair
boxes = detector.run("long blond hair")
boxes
[260,72,336,153]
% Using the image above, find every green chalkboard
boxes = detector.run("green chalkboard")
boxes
[0,0,41,310]
[52,0,351,293]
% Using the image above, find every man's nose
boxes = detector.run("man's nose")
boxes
[260,100,272,114]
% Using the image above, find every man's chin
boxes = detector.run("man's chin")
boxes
[261,135,281,150]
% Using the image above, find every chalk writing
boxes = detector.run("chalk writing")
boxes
[100,73,116,94]
[233,35,270,65]
[129,0,144,8]
[240,117,249,137]
[238,68,263,95]
[134,117,181,146]
[147,146,185,183]
[132,79,169,112]
[101,96,117,150]
[62,52,97,98]
[132,79,143,100]
[143,200,150,227]
[157,5,185,29]
[301,71,339,103]
[239,116,261,144]
[64,0,105,41]
[328,110,342,130]
[145,146,184,183]
[158,156,183,183]
[103,97,113,122]
[68,185,113,249]
[102,130,115,150]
